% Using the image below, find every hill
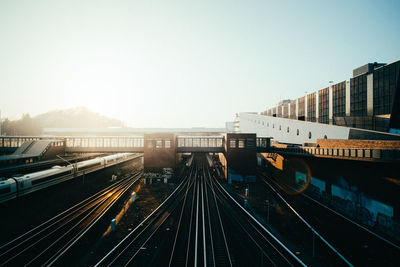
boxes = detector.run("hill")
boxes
[1,107,124,136]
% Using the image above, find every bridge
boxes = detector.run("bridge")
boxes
[0,134,270,181]
[2,132,400,169]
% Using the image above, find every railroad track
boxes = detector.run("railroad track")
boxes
[96,153,305,266]
[0,170,142,266]
[258,172,400,266]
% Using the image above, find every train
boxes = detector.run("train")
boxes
[0,153,134,203]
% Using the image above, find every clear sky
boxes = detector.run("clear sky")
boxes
[0,0,399,127]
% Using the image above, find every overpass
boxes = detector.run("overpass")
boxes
[0,134,270,181]
[1,134,400,165]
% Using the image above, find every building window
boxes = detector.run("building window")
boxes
[307,93,316,122]
[297,129,299,135]
[287,127,289,133]
[324,135,327,139]
[279,125,281,130]
[246,138,255,148]
[165,140,171,148]
[230,139,236,148]
[272,124,274,128]
[318,87,329,124]
[333,81,347,122]
[238,139,245,148]
[308,132,312,139]
[156,140,162,148]
[350,75,367,116]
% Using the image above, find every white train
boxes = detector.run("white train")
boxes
[0,153,134,203]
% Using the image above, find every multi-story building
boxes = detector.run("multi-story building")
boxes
[260,60,400,133]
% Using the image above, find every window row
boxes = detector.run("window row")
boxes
[177,138,223,148]
[66,138,144,147]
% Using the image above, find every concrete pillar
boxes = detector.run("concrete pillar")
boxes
[367,73,374,116]
[346,81,350,116]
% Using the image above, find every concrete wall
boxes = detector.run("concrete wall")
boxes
[238,112,350,144]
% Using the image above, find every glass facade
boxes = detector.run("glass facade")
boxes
[350,75,367,116]
[373,61,400,115]
[283,103,289,118]
[307,93,316,122]
[298,96,305,120]
[290,100,296,119]
[332,81,346,124]
[260,60,400,132]
[318,87,329,124]
[277,105,282,117]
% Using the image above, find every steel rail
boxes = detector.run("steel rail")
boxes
[204,166,232,266]
[212,172,307,267]
[0,171,142,266]
[168,168,196,267]
[262,177,353,266]
[261,172,400,251]
[25,174,140,266]
[95,167,192,266]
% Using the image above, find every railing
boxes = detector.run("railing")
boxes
[268,146,400,161]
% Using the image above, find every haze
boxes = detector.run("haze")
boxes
[1,0,399,127]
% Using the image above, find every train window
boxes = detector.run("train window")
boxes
[165,140,171,148]
[309,131,312,139]
[297,129,299,136]
[156,140,162,148]
[229,139,236,148]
